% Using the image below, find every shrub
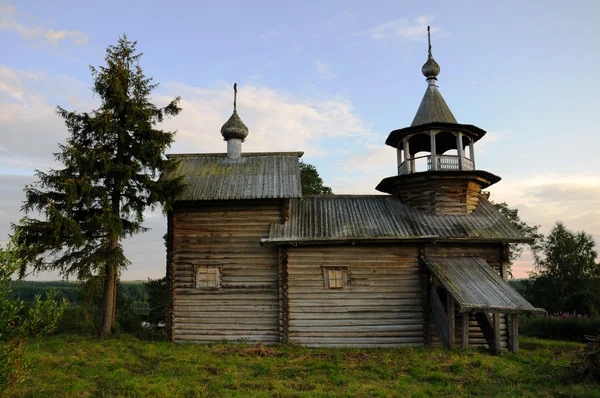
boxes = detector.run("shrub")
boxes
[575,335,600,381]
[520,313,600,341]
[1,230,68,390]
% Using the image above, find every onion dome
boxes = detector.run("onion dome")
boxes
[422,26,440,80]
[422,55,440,79]
[221,111,249,141]
[221,83,249,141]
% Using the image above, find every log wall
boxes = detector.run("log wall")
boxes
[171,200,282,344]
[285,245,424,348]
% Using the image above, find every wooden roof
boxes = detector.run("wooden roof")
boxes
[411,84,457,126]
[424,256,545,314]
[262,195,531,245]
[164,152,303,201]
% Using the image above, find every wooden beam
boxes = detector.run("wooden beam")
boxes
[475,312,494,348]
[430,131,437,171]
[457,132,464,170]
[493,313,501,355]
[511,314,519,354]
[447,291,455,348]
[461,312,469,349]
[403,139,411,173]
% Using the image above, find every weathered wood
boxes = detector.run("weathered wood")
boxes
[475,312,494,348]
[511,314,519,354]
[172,200,283,344]
[286,246,424,347]
[431,288,450,348]
[461,312,469,348]
[493,312,501,355]
[447,291,455,348]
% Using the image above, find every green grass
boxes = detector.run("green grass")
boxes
[5,334,599,397]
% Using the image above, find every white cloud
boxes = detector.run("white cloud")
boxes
[0,66,94,172]
[0,4,88,46]
[368,16,438,41]
[314,60,336,78]
[157,82,373,157]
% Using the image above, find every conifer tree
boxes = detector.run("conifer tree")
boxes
[17,35,184,335]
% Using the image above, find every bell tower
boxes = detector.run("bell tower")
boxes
[376,27,500,215]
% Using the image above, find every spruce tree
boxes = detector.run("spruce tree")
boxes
[17,35,184,335]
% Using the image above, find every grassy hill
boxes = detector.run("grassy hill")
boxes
[5,334,598,397]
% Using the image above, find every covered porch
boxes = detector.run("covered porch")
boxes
[423,256,545,354]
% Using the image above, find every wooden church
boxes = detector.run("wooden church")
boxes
[163,29,543,353]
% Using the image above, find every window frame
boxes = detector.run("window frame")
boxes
[194,263,222,289]
[322,265,350,289]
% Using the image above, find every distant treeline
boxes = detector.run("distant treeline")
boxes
[9,281,148,309]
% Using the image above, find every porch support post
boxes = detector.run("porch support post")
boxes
[492,313,501,355]
[457,132,465,170]
[510,314,519,354]
[397,146,403,175]
[447,292,455,348]
[430,131,437,171]
[403,139,411,173]
[461,312,469,349]
[469,140,475,168]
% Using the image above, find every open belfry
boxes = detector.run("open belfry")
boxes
[163,27,543,353]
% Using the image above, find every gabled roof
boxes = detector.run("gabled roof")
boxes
[424,256,544,314]
[411,85,457,126]
[262,195,530,245]
[164,152,303,201]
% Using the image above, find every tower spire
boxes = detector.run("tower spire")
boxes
[221,82,249,159]
[422,26,440,84]
[427,26,432,59]
[233,82,237,113]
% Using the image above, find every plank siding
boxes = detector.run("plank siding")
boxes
[424,243,509,349]
[172,200,282,344]
[286,246,424,348]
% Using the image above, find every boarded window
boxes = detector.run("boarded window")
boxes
[195,265,221,289]
[323,266,349,289]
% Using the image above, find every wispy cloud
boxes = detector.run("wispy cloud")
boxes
[157,82,373,157]
[0,3,88,46]
[367,16,438,41]
[314,60,336,78]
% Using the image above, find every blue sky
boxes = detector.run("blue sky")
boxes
[1,0,599,279]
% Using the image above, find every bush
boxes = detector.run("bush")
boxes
[1,230,68,390]
[55,305,100,335]
[573,335,600,381]
[520,314,600,341]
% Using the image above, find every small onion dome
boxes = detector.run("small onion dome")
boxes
[221,111,249,141]
[422,55,440,79]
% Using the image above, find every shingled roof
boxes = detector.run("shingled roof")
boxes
[164,152,303,201]
[411,84,457,126]
[262,195,529,245]
[424,256,544,314]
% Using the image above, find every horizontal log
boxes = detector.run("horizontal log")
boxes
[175,323,277,331]
[288,279,421,288]
[289,324,423,332]
[291,306,423,313]
[174,335,279,343]
[286,286,420,294]
[289,312,422,321]
[298,342,424,348]
[175,299,279,306]
[174,329,279,336]
[289,336,424,344]
[175,316,278,324]
[175,305,278,312]
[174,288,277,295]
[174,291,277,299]
[289,319,422,327]
[289,299,422,307]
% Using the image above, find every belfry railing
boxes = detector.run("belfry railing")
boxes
[398,155,474,175]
